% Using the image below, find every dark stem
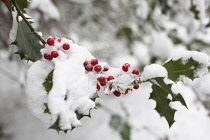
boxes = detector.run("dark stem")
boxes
[11,0,46,45]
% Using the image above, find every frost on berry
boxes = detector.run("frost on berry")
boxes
[26,37,141,133]
[103,66,109,71]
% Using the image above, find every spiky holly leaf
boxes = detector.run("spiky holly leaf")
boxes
[43,70,54,94]
[149,77,188,127]
[4,0,28,13]
[49,109,95,133]
[14,20,43,61]
[150,82,176,127]
[163,58,200,82]
[49,117,65,133]
[154,77,188,109]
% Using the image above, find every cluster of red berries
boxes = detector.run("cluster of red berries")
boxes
[96,63,140,97]
[122,63,140,89]
[2,0,9,3]
[97,76,115,90]
[83,59,109,72]
[44,37,70,60]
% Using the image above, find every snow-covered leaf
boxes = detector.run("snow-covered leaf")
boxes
[14,20,43,61]
[163,58,200,82]
[43,70,54,94]
[49,117,67,133]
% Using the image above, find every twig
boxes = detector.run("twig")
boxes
[11,0,46,45]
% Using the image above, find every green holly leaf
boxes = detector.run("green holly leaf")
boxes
[149,77,188,127]
[163,58,200,82]
[120,122,131,140]
[150,82,176,127]
[14,20,43,61]
[154,77,188,109]
[44,103,51,114]
[4,0,29,13]
[43,70,54,94]
[49,117,62,133]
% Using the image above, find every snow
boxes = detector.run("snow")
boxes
[150,31,174,60]
[9,10,22,43]
[193,73,210,100]
[141,64,168,81]
[193,0,206,21]
[27,38,98,130]
[26,38,141,130]
[29,0,60,20]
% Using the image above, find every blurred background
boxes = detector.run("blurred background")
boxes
[1,0,210,140]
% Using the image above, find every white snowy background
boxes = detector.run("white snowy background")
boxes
[1,0,210,140]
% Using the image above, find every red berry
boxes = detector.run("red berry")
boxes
[51,51,59,58]
[132,69,140,75]
[63,43,70,50]
[85,66,93,71]
[103,66,109,71]
[107,76,114,81]
[2,0,9,3]
[122,63,130,72]
[44,53,53,60]
[83,61,88,67]
[91,59,98,66]
[57,39,62,42]
[94,65,102,72]
[113,91,121,97]
[123,89,130,95]
[97,77,106,86]
[133,84,140,89]
[97,77,106,82]
[47,38,55,46]
[97,85,100,91]
[100,82,106,86]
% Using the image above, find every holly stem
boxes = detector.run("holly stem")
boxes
[11,0,46,45]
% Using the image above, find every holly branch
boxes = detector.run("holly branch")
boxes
[11,0,46,45]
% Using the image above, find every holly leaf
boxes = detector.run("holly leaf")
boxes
[149,77,188,127]
[163,58,200,82]
[44,103,51,114]
[43,70,54,94]
[120,122,131,140]
[190,0,199,20]
[4,0,29,13]
[154,77,188,109]
[14,20,43,61]
[49,117,63,133]
[150,82,176,127]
